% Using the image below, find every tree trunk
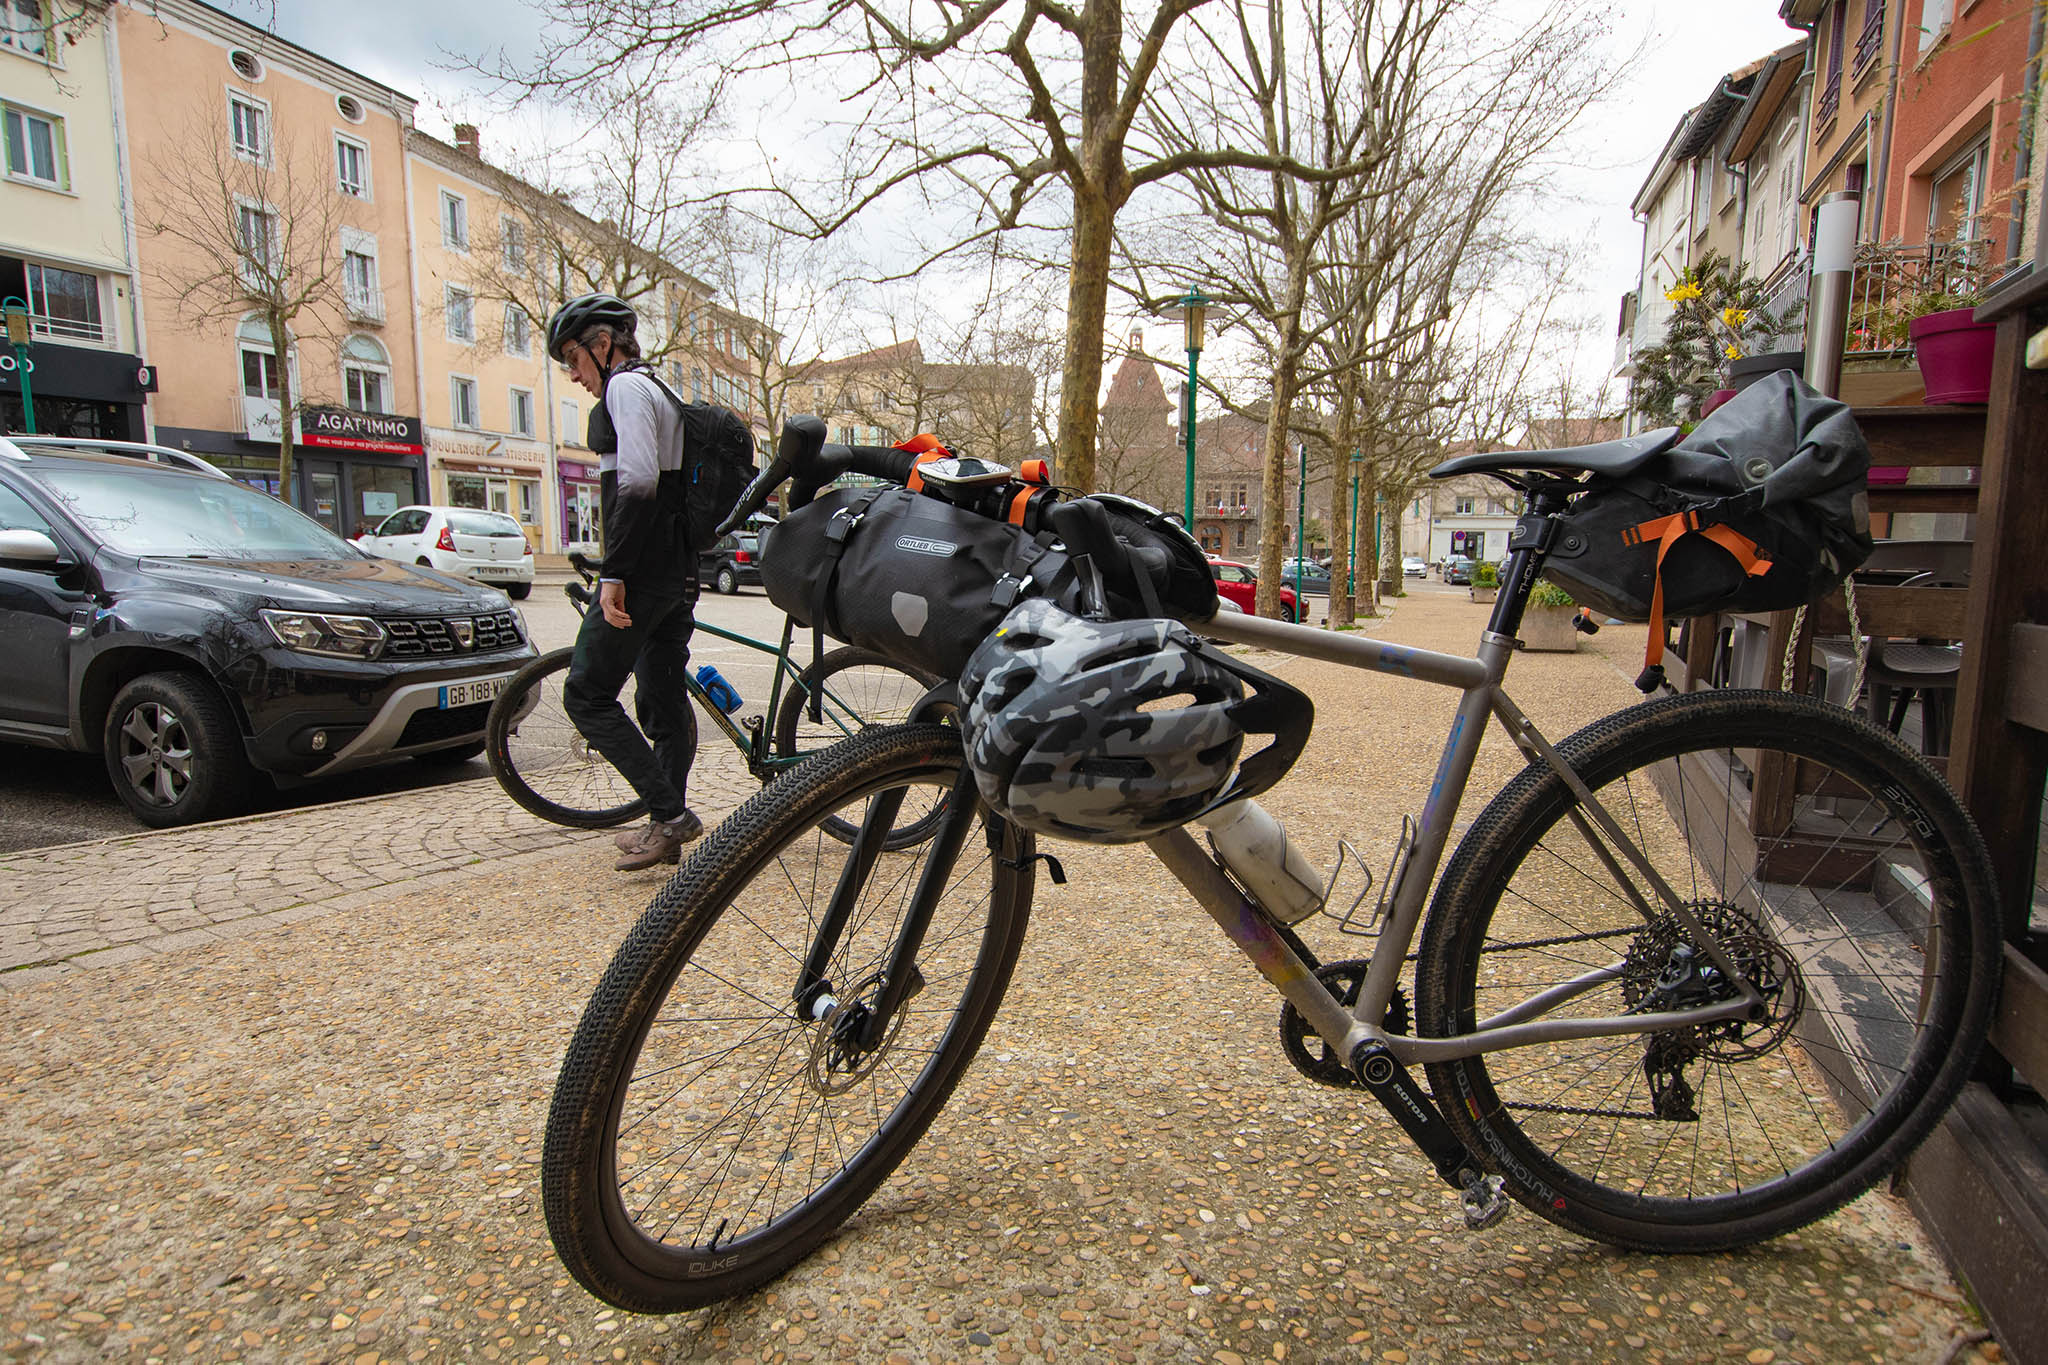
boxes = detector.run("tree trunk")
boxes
[270,317,295,508]
[1057,182,1115,493]
[1328,454,1352,626]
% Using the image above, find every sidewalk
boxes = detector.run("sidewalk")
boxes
[0,590,1996,1364]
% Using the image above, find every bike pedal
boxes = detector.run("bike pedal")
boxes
[1459,1173,1510,1230]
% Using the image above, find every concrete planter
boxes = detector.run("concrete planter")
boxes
[1522,604,1580,652]
[1469,586,1498,604]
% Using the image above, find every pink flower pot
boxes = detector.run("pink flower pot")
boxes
[1909,307,1995,404]
[1700,388,1739,418]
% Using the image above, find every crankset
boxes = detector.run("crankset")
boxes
[1279,959,1410,1089]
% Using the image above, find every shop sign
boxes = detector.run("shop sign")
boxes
[301,406,426,456]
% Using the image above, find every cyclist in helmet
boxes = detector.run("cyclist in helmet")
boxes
[549,292,703,870]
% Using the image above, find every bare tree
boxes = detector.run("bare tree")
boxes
[137,108,368,500]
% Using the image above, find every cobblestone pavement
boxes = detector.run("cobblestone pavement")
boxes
[0,592,2005,1364]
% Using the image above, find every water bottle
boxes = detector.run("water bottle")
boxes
[696,665,743,715]
[1197,799,1326,924]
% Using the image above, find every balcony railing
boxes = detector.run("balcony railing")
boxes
[1852,0,1885,78]
[345,291,385,325]
[1845,239,1993,354]
[29,313,105,344]
[1816,67,1842,128]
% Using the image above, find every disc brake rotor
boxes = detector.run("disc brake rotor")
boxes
[806,972,910,1095]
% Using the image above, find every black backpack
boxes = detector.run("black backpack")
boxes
[632,369,759,552]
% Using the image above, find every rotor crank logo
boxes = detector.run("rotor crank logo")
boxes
[895,535,956,557]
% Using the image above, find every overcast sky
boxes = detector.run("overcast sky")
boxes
[237,0,1808,392]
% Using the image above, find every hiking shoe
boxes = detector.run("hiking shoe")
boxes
[613,811,704,871]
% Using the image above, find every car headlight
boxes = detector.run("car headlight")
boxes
[260,609,387,659]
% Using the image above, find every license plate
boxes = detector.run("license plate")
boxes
[440,676,507,709]
[473,567,516,578]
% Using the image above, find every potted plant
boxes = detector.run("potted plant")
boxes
[1469,560,1499,604]
[1629,251,1803,430]
[1906,288,1993,404]
[1521,579,1580,652]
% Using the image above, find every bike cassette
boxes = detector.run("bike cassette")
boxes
[1280,960,1410,1089]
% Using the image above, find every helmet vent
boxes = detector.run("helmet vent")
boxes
[1137,691,1198,714]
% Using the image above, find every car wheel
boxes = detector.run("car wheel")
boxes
[413,741,487,767]
[102,672,253,828]
[416,556,433,567]
[717,565,740,595]
[506,582,532,600]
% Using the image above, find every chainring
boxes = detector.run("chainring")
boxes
[1279,959,1410,1089]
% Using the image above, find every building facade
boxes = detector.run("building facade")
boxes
[0,2,153,440]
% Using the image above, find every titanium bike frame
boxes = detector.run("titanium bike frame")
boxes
[1163,490,1761,1077]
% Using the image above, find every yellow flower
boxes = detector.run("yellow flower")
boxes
[1724,344,1742,359]
[1664,282,1703,303]
[1722,307,1749,326]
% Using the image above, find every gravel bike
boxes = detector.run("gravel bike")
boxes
[485,550,945,845]
[540,420,2001,1311]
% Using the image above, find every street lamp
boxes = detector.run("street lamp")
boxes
[2,297,34,434]
[1173,287,1208,528]
[1348,452,1362,600]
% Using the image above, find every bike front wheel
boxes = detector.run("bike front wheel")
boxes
[543,723,1034,1311]
[774,646,947,848]
[486,648,648,828]
[1415,689,2000,1252]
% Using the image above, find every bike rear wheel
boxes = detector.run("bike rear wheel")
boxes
[775,646,947,848]
[543,724,1033,1311]
[1415,689,1999,1252]
[486,648,648,828]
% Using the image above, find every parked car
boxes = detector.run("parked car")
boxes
[353,505,536,599]
[1402,555,1426,578]
[1444,555,1476,585]
[1278,557,1332,595]
[1209,558,1300,622]
[0,440,537,827]
[701,531,764,595]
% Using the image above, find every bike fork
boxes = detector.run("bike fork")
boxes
[1146,826,1509,1231]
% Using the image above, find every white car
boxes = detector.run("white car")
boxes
[353,505,535,599]
[1403,555,1426,578]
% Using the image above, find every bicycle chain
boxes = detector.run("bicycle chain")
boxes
[1279,959,1408,1089]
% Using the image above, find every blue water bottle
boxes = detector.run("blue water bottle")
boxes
[696,665,743,715]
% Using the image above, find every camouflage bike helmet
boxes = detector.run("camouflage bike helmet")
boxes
[959,597,1314,844]
[545,292,638,363]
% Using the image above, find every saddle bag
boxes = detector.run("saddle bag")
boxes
[1539,371,1873,688]
[761,484,1218,680]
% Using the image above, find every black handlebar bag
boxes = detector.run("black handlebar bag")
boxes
[1539,370,1874,688]
[761,486,1217,680]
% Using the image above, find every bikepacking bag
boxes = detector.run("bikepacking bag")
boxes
[1538,370,1872,689]
[760,483,1218,680]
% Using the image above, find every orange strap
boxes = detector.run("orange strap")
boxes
[897,437,948,493]
[1622,512,1772,676]
[1018,459,1049,486]
[1007,486,1037,526]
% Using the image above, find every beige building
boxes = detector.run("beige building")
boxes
[115,0,426,528]
[0,2,151,438]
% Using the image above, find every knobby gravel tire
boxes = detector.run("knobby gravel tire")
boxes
[1415,689,2000,1253]
[543,724,1034,1311]
[486,647,649,829]
[773,646,948,848]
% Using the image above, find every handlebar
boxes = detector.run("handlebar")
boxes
[717,416,922,537]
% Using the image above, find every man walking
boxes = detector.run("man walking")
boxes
[547,293,702,870]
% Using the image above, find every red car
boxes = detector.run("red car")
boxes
[1209,558,1300,622]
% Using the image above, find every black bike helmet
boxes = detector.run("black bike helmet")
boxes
[546,293,638,363]
[958,598,1314,844]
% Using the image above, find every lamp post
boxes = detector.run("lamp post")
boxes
[1175,288,1208,528]
[1348,452,1361,600]
[1294,441,1306,602]
[2,297,34,434]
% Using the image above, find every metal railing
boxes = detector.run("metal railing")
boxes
[1853,0,1886,78]
[29,313,105,344]
[1845,239,1993,354]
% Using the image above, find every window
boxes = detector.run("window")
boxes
[229,92,267,161]
[334,135,368,198]
[228,48,264,81]
[509,386,534,437]
[237,203,277,281]
[450,375,479,428]
[241,346,279,400]
[1234,525,1246,549]
[1928,136,1990,242]
[25,263,100,341]
[1919,0,1952,54]
[3,102,62,187]
[561,398,579,445]
[502,304,531,356]
[500,215,525,272]
[444,284,474,343]
[342,335,389,414]
[1454,495,1475,515]
[690,367,704,403]
[440,190,468,250]
[342,247,378,319]
[1,0,44,58]
[335,94,365,124]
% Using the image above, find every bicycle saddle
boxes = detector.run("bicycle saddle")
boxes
[1428,427,1681,481]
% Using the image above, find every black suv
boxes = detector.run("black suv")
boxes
[0,440,537,827]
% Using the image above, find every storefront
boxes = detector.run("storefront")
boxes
[432,437,545,550]
[558,457,601,554]
[0,340,155,442]
[298,406,428,538]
